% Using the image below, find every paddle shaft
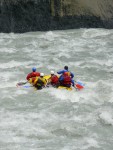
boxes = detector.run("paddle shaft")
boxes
[16,81,28,86]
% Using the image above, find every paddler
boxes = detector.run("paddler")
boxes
[28,73,47,90]
[48,70,59,87]
[57,66,74,79]
[59,72,75,88]
[26,67,40,80]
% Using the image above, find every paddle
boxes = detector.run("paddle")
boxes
[16,81,28,87]
[23,85,33,88]
[74,81,85,90]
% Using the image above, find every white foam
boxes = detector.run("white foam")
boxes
[82,28,111,38]
[0,47,17,53]
[0,60,33,69]
[99,111,113,125]
[84,138,100,149]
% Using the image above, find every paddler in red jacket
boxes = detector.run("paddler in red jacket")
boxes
[59,72,74,88]
[26,67,40,80]
[48,70,59,87]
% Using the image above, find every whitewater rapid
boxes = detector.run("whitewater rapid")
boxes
[0,29,113,150]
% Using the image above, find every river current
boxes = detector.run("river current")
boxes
[0,29,113,150]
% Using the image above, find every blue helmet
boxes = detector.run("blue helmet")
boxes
[32,67,36,72]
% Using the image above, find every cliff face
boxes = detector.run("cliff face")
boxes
[0,0,51,33]
[0,0,113,33]
[59,0,113,19]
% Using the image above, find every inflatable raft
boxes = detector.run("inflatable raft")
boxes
[17,75,84,91]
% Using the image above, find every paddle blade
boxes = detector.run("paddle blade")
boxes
[23,85,31,88]
[75,84,84,90]
[16,82,27,87]
[74,81,85,90]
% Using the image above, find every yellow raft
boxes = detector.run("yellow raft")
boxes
[57,86,72,91]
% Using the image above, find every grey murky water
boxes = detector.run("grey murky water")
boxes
[0,28,113,150]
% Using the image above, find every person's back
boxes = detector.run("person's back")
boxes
[48,71,59,87]
[26,67,40,80]
[28,73,47,90]
[35,73,47,90]
[59,72,72,87]
[57,66,74,79]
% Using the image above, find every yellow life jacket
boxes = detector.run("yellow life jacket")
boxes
[29,77,38,85]
[29,76,47,87]
[37,77,47,86]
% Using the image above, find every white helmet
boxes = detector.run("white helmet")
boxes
[51,70,54,74]
[40,73,44,76]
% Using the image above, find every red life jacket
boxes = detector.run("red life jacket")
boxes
[51,75,59,84]
[63,71,71,76]
[26,72,40,80]
[63,75,71,85]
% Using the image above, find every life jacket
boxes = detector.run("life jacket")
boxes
[36,78,45,87]
[26,72,40,80]
[29,76,46,85]
[62,75,71,85]
[51,75,59,85]
[29,77,38,85]
[63,71,71,77]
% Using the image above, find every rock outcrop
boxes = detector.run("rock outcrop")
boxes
[0,0,113,33]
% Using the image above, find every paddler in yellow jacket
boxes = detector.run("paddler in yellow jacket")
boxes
[29,73,47,90]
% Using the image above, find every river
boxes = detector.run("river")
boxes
[0,28,113,150]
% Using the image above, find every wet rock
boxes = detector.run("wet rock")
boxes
[0,0,113,33]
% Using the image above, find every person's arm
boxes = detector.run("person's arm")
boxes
[59,76,64,81]
[26,73,31,80]
[70,72,74,78]
[57,70,64,74]
[71,79,75,87]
